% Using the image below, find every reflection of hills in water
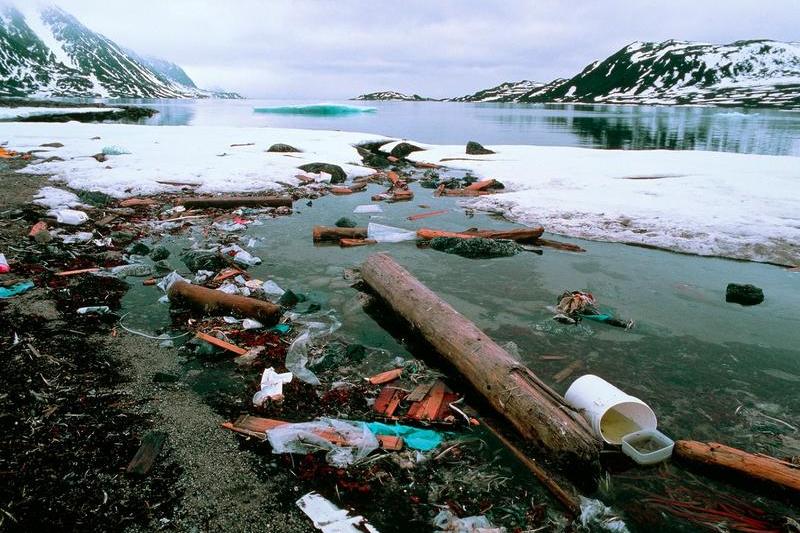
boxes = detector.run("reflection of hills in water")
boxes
[486,104,800,155]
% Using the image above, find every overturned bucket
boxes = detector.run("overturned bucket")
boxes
[564,374,657,445]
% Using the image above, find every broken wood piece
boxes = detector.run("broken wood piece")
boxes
[360,253,600,475]
[94,214,118,228]
[388,190,414,202]
[126,431,167,476]
[483,419,581,517]
[436,188,494,197]
[465,178,499,191]
[195,331,249,356]
[368,368,403,385]
[230,142,255,147]
[54,267,100,276]
[312,226,368,242]
[155,180,201,187]
[142,278,157,286]
[408,381,447,421]
[349,181,368,192]
[407,210,448,221]
[168,280,281,325]
[177,196,293,209]
[405,381,435,403]
[553,360,584,384]
[374,387,406,418]
[28,221,48,237]
[222,415,403,450]
[339,238,377,248]
[674,440,800,493]
[213,267,244,283]
[330,187,354,195]
[413,161,440,169]
[119,198,157,208]
[533,238,586,253]
[387,171,403,185]
[387,155,400,163]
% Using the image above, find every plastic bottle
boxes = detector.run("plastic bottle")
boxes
[52,209,89,225]
[0,253,9,273]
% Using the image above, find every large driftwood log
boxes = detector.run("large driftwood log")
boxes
[312,226,368,242]
[168,281,281,325]
[360,253,600,474]
[177,196,292,209]
[675,440,800,493]
[417,227,544,243]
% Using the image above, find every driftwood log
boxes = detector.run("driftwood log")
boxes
[417,227,544,243]
[675,440,800,493]
[312,226,368,242]
[177,196,292,209]
[168,280,281,325]
[360,253,601,475]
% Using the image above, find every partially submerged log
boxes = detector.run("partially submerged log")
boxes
[339,238,377,248]
[417,226,544,243]
[126,431,167,476]
[532,238,586,253]
[168,280,281,325]
[675,440,800,493]
[312,226,368,242]
[177,196,292,209]
[360,253,600,474]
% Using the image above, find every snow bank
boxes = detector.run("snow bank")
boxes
[0,107,123,120]
[404,145,800,265]
[1,122,386,197]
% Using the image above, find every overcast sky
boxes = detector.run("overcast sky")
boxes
[41,0,800,99]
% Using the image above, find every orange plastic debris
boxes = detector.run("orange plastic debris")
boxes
[195,331,248,356]
[28,221,48,237]
[407,210,448,221]
[119,198,157,207]
[330,187,354,195]
[54,267,100,277]
[368,368,403,385]
[465,178,498,191]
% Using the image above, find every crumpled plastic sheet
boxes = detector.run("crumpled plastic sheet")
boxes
[285,310,342,385]
[252,367,293,406]
[367,222,416,243]
[0,280,34,299]
[157,271,189,293]
[433,509,505,532]
[579,497,629,532]
[267,418,379,467]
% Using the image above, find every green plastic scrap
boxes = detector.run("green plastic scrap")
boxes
[269,324,291,335]
[0,280,35,299]
[365,422,442,451]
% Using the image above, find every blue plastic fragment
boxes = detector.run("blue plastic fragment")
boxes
[365,422,443,451]
[0,280,35,299]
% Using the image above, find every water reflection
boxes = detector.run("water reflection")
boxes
[87,98,800,156]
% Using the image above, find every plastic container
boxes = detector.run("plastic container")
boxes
[77,306,111,315]
[52,209,89,226]
[621,429,674,465]
[564,374,657,444]
[0,253,9,273]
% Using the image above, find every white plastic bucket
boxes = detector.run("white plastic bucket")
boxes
[564,374,657,445]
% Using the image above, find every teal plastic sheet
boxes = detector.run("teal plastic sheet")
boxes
[365,422,442,451]
[0,280,34,299]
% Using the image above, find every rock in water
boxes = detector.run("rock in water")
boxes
[725,283,764,305]
[297,162,347,184]
[389,142,425,159]
[335,217,358,228]
[149,245,170,261]
[429,237,521,259]
[466,141,495,155]
[267,143,301,153]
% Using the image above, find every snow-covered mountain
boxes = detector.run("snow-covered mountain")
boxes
[352,91,433,101]
[452,80,547,102]
[0,4,240,98]
[460,40,800,108]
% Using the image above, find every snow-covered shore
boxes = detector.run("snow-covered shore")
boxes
[0,107,123,120]
[2,122,385,196]
[2,121,797,265]
[395,142,799,265]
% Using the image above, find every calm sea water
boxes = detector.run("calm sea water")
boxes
[101,98,800,156]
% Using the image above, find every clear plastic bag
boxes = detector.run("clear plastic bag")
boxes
[367,223,416,243]
[266,418,379,467]
[284,310,342,385]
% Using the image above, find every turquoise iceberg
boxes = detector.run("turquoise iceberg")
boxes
[254,104,377,116]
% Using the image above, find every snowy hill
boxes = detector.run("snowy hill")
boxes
[352,91,433,101]
[452,80,549,102]
[0,4,240,98]
[461,40,800,108]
